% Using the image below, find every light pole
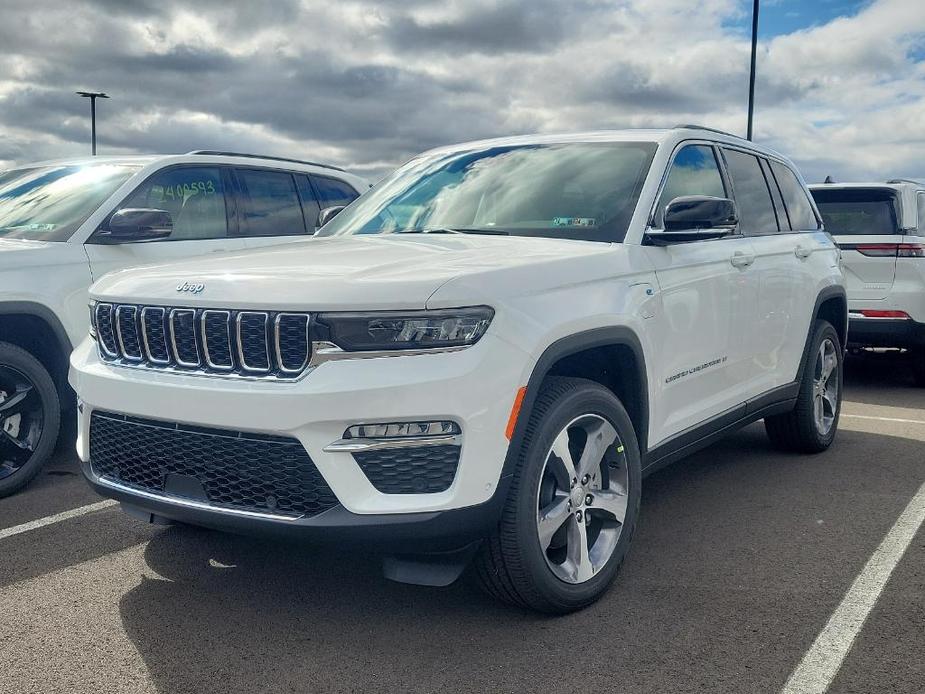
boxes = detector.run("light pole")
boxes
[76,91,109,155]
[746,0,760,141]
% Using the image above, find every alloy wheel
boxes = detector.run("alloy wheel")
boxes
[813,338,839,436]
[535,414,629,584]
[0,365,44,480]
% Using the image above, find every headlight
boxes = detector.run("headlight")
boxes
[316,307,494,351]
[88,300,98,340]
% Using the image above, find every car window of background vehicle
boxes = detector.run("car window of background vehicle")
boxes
[0,164,138,241]
[237,169,306,237]
[121,166,228,241]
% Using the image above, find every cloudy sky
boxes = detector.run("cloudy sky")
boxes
[0,0,923,183]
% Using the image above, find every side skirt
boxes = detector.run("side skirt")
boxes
[642,381,798,475]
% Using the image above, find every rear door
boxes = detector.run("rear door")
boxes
[810,187,901,300]
[234,168,313,250]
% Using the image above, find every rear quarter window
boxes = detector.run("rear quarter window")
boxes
[769,162,818,231]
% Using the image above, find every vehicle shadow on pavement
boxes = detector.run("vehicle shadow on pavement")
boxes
[843,350,925,408]
[117,420,925,694]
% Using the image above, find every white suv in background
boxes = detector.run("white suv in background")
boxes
[0,151,366,495]
[71,127,846,613]
[810,180,925,385]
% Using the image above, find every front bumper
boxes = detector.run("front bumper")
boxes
[848,314,925,348]
[70,333,529,543]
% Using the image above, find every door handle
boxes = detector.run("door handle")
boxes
[730,251,755,268]
[794,245,812,259]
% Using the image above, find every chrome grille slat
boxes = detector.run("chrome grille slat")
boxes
[236,312,271,373]
[169,309,201,367]
[140,307,170,364]
[95,303,310,380]
[115,305,142,361]
[95,303,118,357]
[201,310,233,370]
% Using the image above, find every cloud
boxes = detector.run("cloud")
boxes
[0,0,922,183]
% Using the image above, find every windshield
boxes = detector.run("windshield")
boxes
[0,164,139,241]
[316,142,658,243]
[811,188,900,236]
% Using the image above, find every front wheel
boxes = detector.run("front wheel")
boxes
[765,320,843,453]
[0,342,60,497]
[475,377,642,614]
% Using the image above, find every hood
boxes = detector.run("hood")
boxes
[90,234,612,310]
[0,238,56,268]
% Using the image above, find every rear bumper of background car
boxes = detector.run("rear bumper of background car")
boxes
[848,313,925,348]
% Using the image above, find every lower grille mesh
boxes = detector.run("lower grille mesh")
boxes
[353,445,461,494]
[89,411,339,518]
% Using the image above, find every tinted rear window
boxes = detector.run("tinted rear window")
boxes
[810,188,899,235]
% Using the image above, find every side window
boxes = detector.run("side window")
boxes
[769,161,818,231]
[120,167,228,240]
[311,175,360,209]
[723,149,778,235]
[760,158,789,230]
[655,145,725,226]
[236,169,306,237]
[917,193,925,235]
[295,176,322,230]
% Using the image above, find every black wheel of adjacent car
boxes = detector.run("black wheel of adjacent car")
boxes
[765,320,843,453]
[475,376,642,614]
[0,342,60,497]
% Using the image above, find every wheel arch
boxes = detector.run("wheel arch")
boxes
[797,285,847,384]
[0,302,74,398]
[502,327,650,482]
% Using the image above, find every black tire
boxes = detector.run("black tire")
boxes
[765,320,842,453]
[0,341,61,497]
[475,376,642,614]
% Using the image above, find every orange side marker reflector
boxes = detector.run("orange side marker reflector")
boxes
[505,386,528,440]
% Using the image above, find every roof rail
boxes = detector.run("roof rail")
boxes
[673,123,739,138]
[886,178,923,186]
[185,150,345,172]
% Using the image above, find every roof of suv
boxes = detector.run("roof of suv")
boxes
[418,125,794,165]
[809,180,924,192]
[10,151,349,176]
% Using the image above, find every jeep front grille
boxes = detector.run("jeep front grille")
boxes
[94,302,311,379]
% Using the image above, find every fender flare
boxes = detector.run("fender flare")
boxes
[0,301,74,383]
[499,326,649,485]
[796,285,848,384]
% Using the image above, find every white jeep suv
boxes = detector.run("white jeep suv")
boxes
[0,151,366,496]
[71,127,846,613]
[809,179,925,385]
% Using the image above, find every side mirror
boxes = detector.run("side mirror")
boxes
[317,205,345,228]
[96,208,173,244]
[646,196,738,245]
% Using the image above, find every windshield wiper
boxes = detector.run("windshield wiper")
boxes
[394,227,509,236]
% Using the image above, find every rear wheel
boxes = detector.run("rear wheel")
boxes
[765,320,842,453]
[0,342,60,497]
[475,377,641,614]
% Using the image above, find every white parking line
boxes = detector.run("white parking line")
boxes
[0,500,118,541]
[842,414,925,425]
[780,481,925,694]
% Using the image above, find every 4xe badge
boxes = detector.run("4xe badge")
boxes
[176,281,205,294]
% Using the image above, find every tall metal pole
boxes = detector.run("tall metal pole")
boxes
[90,97,97,155]
[746,0,760,141]
[76,91,109,155]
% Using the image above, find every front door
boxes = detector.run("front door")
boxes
[644,143,759,444]
[84,165,245,283]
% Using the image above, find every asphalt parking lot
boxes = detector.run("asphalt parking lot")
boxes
[1,352,923,694]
